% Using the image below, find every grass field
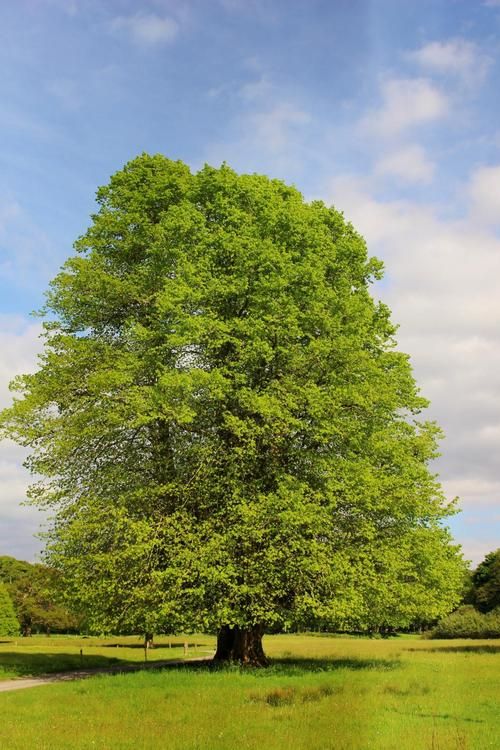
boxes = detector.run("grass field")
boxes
[0,633,215,680]
[0,633,498,749]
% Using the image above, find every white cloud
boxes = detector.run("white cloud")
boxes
[237,74,310,150]
[410,39,491,84]
[249,104,310,151]
[204,73,311,176]
[359,78,449,137]
[0,315,42,409]
[0,443,31,520]
[240,74,273,101]
[205,101,311,178]
[374,144,435,184]
[0,197,56,285]
[0,316,45,561]
[458,538,499,567]
[110,12,179,46]
[442,479,500,508]
[468,164,500,225]
[326,176,500,551]
[478,425,500,443]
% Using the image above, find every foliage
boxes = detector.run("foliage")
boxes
[0,556,80,635]
[0,581,19,636]
[470,548,500,613]
[0,555,33,584]
[0,155,465,643]
[430,604,500,639]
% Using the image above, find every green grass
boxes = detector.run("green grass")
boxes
[1,634,499,749]
[0,634,215,679]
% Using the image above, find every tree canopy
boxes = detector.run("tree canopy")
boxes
[0,556,33,585]
[0,580,19,637]
[470,549,500,613]
[0,155,465,663]
[0,556,80,635]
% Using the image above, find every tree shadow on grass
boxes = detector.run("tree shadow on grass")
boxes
[0,651,126,678]
[264,656,401,677]
[175,655,401,677]
[102,642,199,650]
[406,644,500,655]
[388,707,484,724]
[0,652,401,681]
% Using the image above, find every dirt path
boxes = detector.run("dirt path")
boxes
[0,655,213,694]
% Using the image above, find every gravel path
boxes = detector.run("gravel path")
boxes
[0,655,213,694]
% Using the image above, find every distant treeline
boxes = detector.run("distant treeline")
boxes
[1,547,499,639]
[430,548,500,639]
[0,556,81,636]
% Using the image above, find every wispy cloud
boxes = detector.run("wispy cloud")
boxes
[0,107,54,141]
[46,78,81,111]
[0,200,21,230]
[442,479,500,508]
[409,39,492,85]
[456,537,499,566]
[0,316,45,560]
[326,174,500,565]
[38,0,78,16]
[468,164,500,225]
[374,144,435,184]
[359,77,449,137]
[248,103,310,150]
[0,314,42,409]
[0,198,55,286]
[110,12,179,46]
[204,72,311,176]
[239,73,273,101]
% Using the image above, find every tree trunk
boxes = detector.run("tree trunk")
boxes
[214,625,268,666]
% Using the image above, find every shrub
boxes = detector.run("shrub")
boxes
[431,605,500,639]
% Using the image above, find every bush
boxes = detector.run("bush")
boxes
[430,605,500,639]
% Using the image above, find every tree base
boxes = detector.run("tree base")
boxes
[214,625,268,666]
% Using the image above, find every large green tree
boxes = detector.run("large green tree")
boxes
[0,155,464,663]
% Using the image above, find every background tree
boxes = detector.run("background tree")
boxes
[0,581,19,637]
[0,155,465,663]
[470,549,500,613]
[0,556,80,635]
[0,556,32,583]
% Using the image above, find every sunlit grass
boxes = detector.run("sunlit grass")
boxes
[0,633,215,680]
[0,634,499,749]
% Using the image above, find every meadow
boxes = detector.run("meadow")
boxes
[0,633,215,680]
[0,633,498,749]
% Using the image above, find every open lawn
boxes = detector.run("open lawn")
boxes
[0,634,498,749]
[0,634,215,680]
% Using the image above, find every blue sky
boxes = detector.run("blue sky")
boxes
[1,0,499,565]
